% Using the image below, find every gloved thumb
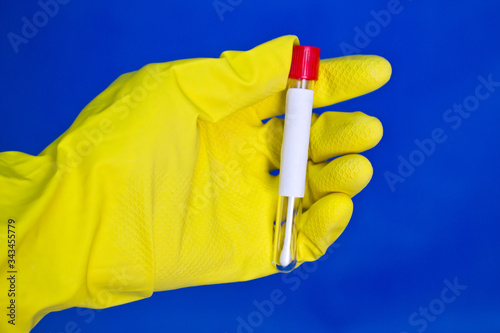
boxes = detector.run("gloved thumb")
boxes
[177,35,298,122]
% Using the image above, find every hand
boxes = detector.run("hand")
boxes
[0,35,391,331]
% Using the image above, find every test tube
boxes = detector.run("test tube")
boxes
[273,45,320,272]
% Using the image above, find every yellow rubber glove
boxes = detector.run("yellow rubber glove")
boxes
[0,35,391,332]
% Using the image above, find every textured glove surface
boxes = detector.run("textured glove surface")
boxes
[0,35,391,331]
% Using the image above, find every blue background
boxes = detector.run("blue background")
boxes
[1,0,500,332]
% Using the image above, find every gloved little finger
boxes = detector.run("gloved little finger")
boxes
[297,193,353,262]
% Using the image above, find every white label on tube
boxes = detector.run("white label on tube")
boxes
[279,88,314,198]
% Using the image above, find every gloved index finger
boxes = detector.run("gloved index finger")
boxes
[313,55,392,109]
[254,55,391,120]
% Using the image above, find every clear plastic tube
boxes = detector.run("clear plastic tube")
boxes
[274,195,301,271]
[273,78,315,272]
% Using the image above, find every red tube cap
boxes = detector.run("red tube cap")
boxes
[288,45,321,81]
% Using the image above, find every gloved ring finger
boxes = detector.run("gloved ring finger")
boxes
[303,154,373,210]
